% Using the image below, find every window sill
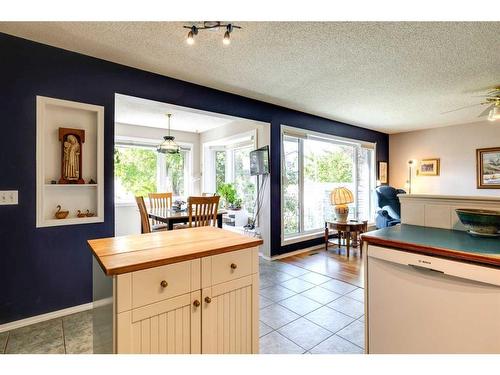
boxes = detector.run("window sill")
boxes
[115,201,137,207]
[281,231,325,246]
[281,221,376,247]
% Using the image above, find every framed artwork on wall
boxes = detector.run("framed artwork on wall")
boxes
[417,158,440,176]
[378,161,388,183]
[477,147,500,189]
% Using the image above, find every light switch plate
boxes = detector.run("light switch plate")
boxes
[0,190,18,205]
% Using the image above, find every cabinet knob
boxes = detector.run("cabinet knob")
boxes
[193,299,200,307]
[230,263,237,270]
[160,280,168,288]
[204,296,212,304]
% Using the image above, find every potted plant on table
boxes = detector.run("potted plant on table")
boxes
[217,183,242,210]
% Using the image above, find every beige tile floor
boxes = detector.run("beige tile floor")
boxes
[258,257,365,354]
[1,310,93,354]
[0,258,364,354]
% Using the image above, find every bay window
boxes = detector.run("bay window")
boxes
[204,132,257,216]
[115,141,192,203]
[281,126,376,241]
[209,143,256,214]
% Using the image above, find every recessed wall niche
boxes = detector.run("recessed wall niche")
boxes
[36,96,104,227]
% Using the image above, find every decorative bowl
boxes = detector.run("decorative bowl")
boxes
[455,208,500,236]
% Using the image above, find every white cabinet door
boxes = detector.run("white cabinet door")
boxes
[117,291,201,354]
[201,274,259,354]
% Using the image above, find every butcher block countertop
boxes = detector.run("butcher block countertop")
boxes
[361,224,500,268]
[88,227,263,276]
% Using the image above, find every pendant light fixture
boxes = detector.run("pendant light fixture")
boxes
[157,113,180,154]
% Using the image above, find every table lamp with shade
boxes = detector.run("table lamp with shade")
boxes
[331,187,354,223]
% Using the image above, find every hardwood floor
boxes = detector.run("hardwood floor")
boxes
[280,245,364,288]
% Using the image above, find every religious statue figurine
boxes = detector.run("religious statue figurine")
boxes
[58,128,85,184]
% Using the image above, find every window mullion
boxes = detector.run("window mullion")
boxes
[157,153,166,192]
[298,138,305,234]
[226,150,234,183]
[353,145,359,221]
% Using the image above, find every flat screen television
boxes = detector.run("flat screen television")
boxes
[250,145,270,176]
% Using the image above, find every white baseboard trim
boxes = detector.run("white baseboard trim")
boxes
[93,297,113,309]
[0,302,93,333]
[261,244,324,261]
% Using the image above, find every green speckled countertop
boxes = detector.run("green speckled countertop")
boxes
[362,224,500,267]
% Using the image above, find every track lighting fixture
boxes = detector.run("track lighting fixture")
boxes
[183,22,241,46]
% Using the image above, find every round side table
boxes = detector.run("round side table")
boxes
[324,220,368,257]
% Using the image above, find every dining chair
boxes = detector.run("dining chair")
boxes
[186,195,220,228]
[148,192,173,226]
[135,196,167,234]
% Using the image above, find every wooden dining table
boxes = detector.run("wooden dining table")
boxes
[148,207,226,230]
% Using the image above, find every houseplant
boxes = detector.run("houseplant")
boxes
[217,182,242,210]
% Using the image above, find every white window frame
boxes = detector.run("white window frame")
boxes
[156,148,192,198]
[211,146,227,194]
[114,136,193,203]
[202,130,257,194]
[280,125,376,246]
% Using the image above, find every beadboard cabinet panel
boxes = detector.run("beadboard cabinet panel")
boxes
[201,275,257,354]
[117,291,201,354]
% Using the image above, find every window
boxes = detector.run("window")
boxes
[282,136,300,235]
[231,144,256,215]
[114,142,192,203]
[114,145,157,202]
[281,126,376,240]
[303,138,356,232]
[215,150,226,193]
[157,150,190,197]
[205,134,257,216]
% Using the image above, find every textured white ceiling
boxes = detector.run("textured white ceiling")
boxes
[115,94,233,132]
[1,22,499,133]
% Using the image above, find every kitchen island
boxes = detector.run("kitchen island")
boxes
[88,226,263,354]
[362,224,500,354]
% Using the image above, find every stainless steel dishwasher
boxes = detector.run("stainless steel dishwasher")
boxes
[366,245,500,353]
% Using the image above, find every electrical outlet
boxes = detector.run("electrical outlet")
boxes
[0,190,18,205]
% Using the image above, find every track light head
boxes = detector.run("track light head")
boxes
[186,26,198,45]
[223,30,231,45]
[187,31,194,45]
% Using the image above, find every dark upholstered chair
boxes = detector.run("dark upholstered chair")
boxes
[375,186,406,229]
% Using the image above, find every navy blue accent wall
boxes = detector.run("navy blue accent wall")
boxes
[0,32,388,324]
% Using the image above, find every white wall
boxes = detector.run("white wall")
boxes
[200,120,267,145]
[389,120,500,197]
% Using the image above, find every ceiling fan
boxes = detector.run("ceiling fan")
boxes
[442,87,500,121]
